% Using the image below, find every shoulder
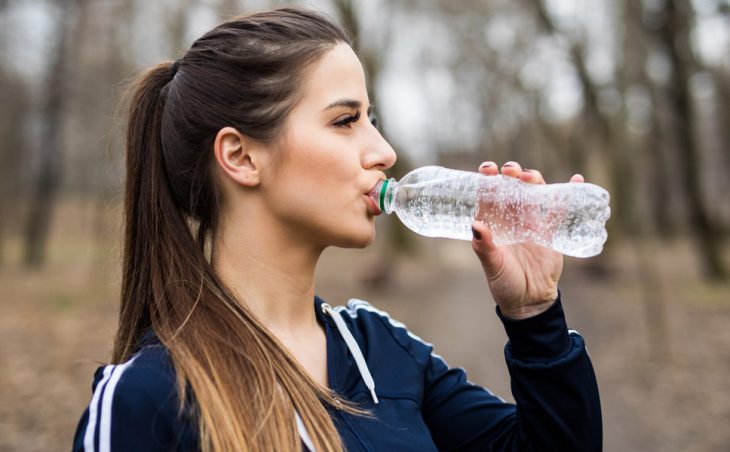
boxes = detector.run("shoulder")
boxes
[88,344,179,410]
[73,344,196,451]
[112,345,177,410]
[111,344,178,395]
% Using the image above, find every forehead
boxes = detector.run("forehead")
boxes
[299,43,368,108]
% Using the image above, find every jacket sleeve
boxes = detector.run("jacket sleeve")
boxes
[419,294,602,451]
[71,351,195,451]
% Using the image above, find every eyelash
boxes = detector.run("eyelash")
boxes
[334,111,360,128]
[333,111,379,129]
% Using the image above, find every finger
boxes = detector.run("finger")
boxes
[478,161,499,176]
[501,161,522,178]
[519,168,545,184]
[570,173,585,183]
[471,220,502,276]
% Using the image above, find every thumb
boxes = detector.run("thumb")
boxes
[471,220,503,279]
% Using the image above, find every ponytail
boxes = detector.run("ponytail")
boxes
[115,62,175,362]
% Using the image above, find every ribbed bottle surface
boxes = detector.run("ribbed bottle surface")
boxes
[387,166,610,258]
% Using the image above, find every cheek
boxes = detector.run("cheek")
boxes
[268,130,368,233]
[282,136,359,194]
[266,157,348,224]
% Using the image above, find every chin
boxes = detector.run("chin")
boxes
[358,230,377,248]
[334,226,376,249]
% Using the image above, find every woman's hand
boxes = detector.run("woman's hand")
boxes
[471,161,584,320]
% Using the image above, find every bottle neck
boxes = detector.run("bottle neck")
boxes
[374,178,397,214]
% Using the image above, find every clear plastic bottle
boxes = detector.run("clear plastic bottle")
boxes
[369,166,611,258]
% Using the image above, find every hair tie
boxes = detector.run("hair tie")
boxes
[170,59,181,77]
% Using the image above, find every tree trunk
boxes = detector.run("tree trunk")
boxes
[0,75,29,267]
[660,0,727,279]
[23,0,79,268]
[711,69,730,212]
[0,1,29,266]
[646,87,676,238]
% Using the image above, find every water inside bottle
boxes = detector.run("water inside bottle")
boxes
[385,168,610,257]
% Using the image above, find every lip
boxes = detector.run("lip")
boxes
[364,177,386,216]
[364,193,382,216]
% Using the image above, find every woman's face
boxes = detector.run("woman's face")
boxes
[261,43,397,249]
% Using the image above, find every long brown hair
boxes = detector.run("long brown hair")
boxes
[114,8,366,451]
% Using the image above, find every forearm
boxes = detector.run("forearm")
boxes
[496,294,603,451]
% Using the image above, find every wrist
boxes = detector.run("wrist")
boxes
[500,300,554,320]
[497,292,572,362]
[499,291,558,320]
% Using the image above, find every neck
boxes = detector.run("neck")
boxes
[211,202,324,338]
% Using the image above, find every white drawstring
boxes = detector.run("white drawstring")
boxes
[321,303,379,404]
[295,410,315,452]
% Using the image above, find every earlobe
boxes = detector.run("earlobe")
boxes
[213,126,262,188]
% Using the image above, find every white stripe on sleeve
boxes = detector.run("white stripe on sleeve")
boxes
[83,365,115,452]
[99,355,139,452]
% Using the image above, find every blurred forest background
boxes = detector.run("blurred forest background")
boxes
[1,0,729,450]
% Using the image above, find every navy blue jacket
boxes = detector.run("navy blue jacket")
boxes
[72,293,602,451]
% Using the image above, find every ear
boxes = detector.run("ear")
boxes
[213,127,269,188]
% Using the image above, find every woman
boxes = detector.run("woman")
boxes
[72,8,601,452]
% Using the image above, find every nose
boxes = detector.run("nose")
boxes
[362,126,397,171]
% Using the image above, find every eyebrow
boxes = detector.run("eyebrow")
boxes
[322,99,375,114]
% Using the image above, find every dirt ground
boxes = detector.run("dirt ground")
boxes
[1,198,729,451]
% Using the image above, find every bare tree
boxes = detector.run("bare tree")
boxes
[655,0,727,279]
[23,0,81,268]
[76,0,135,277]
[0,73,29,267]
[0,0,29,266]
[711,68,730,196]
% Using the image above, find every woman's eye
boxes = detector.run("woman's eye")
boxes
[334,111,361,128]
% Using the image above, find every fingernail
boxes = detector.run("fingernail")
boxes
[503,162,516,167]
[472,227,482,240]
[480,161,494,169]
[522,168,532,172]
